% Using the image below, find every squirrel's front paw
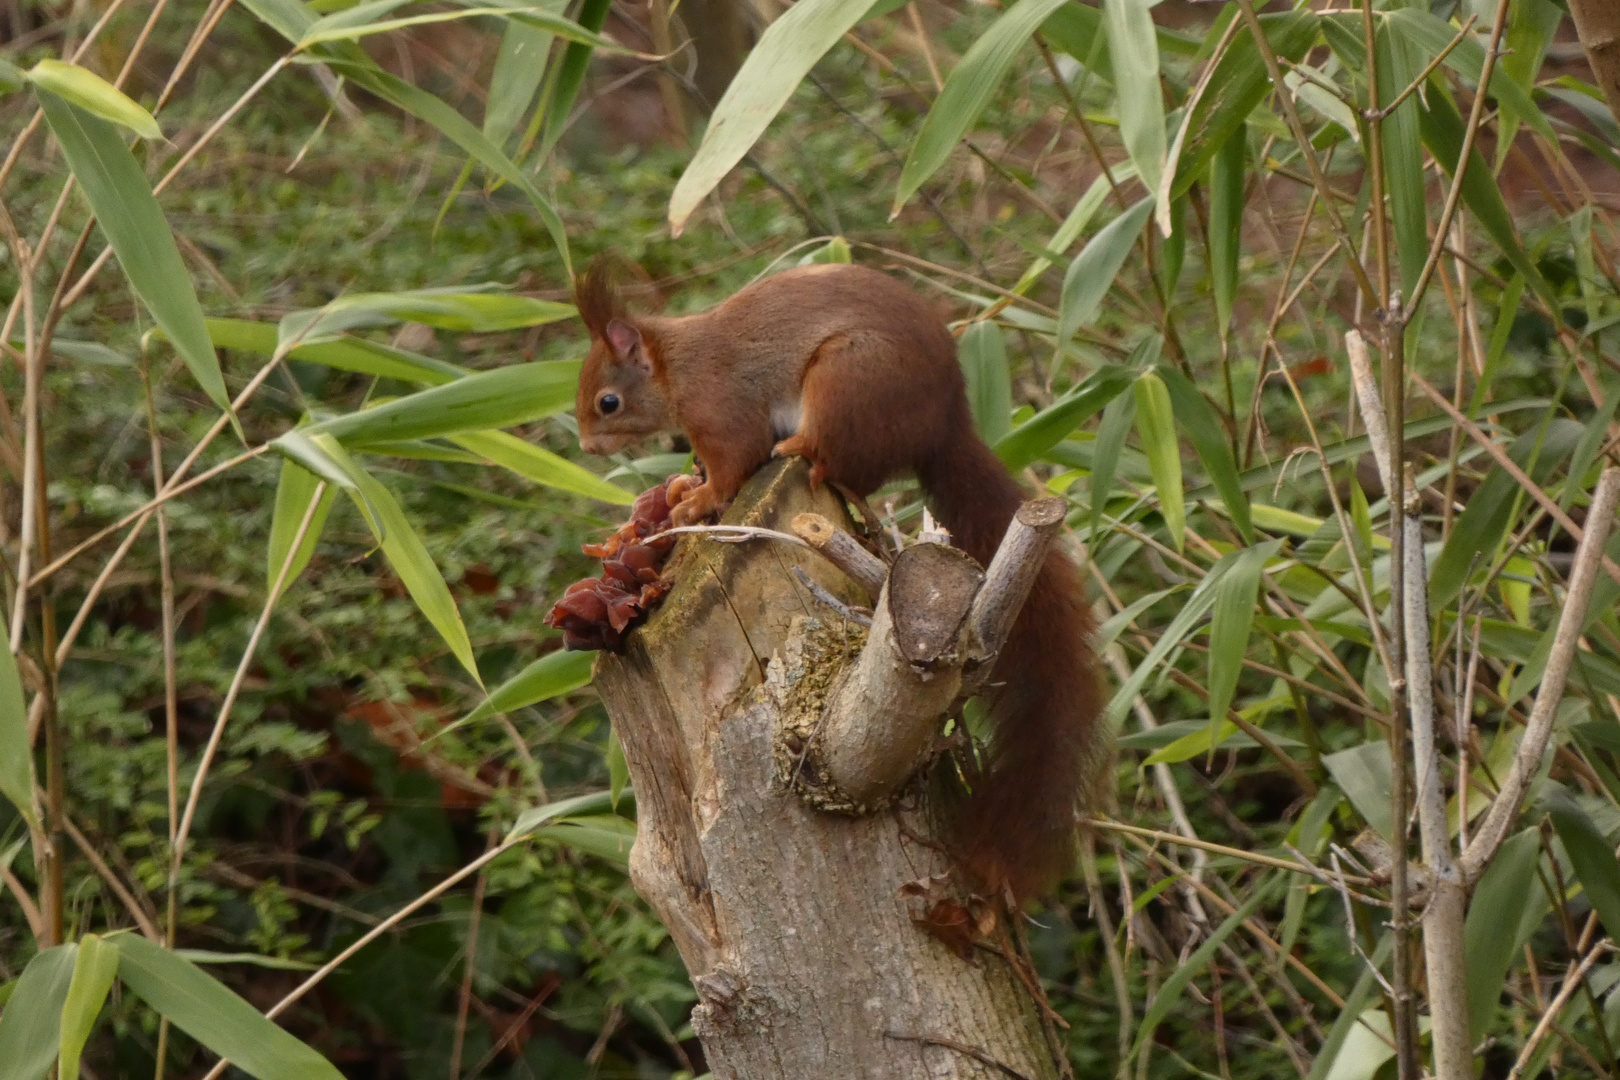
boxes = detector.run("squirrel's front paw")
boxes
[669,483,724,527]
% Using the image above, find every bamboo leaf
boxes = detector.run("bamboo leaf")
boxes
[452,647,595,734]
[1321,741,1394,840]
[266,458,336,598]
[668,0,874,235]
[1014,162,1140,294]
[279,288,574,343]
[116,935,342,1080]
[200,317,465,385]
[1105,546,1256,723]
[25,60,159,138]
[485,15,556,145]
[34,90,233,421]
[1205,539,1284,741]
[1465,827,1541,1043]
[1056,196,1153,349]
[997,364,1135,472]
[1374,27,1427,302]
[0,617,35,830]
[1158,364,1251,543]
[448,429,634,505]
[893,0,1070,213]
[534,0,611,160]
[300,0,619,49]
[1429,421,1583,610]
[1306,937,1393,1080]
[58,936,119,1080]
[1088,388,1136,543]
[305,361,579,446]
[1104,0,1165,225]
[506,788,616,841]
[539,814,635,864]
[957,321,1013,446]
[1133,371,1184,552]
[0,944,76,1080]
[1210,126,1246,340]
[1175,10,1318,197]
[1544,783,1620,941]
[313,435,481,684]
[1416,76,1553,309]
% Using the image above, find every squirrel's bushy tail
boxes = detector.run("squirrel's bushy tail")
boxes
[919,431,1104,899]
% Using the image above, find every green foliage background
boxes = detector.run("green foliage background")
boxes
[0,0,1618,1077]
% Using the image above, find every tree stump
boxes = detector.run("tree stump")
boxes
[594,458,1060,1080]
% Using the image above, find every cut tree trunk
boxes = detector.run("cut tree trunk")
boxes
[1570,0,1620,132]
[594,457,1061,1080]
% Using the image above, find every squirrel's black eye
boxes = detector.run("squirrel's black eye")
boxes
[598,393,621,416]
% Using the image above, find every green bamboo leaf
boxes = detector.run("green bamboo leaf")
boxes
[1472,276,1525,413]
[116,935,342,1080]
[506,788,616,841]
[34,90,233,422]
[996,364,1135,472]
[1013,162,1140,294]
[0,618,34,830]
[1210,126,1245,338]
[533,0,611,161]
[448,429,634,505]
[280,288,575,343]
[313,435,481,683]
[485,15,556,145]
[201,317,465,385]
[454,647,594,734]
[892,0,1070,213]
[957,321,1013,446]
[1305,937,1393,1080]
[25,60,159,138]
[323,58,570,270]
[1373,27,1427,302]
[1104,0,1164,222]
[1204,539,1284,742]
[1383,8,1552,144]
[1158,365,1251,543]
[173,951,318,971]
[1088,388,1136,542]
[1321,741,1394,840]
[0,58,23,94]
[1506,532,1620,707]
[0,944,76,1080]
[1429,421,1583,610]
[1544,783,1620,941]
[539,814,635,864]
[300,0,619,48]
[58,936,119,1080]
[1415,77,1553,310]
[1130,873,1283,1057]
[1133,371,1184,552]
[1039,3,1111,83]
[667,0,873,235]
[267,458,336,598]
[305,361,579,446]
[1094,585,1180,655]
[1174,10,1318,198]
[1056,196,1154,349]
[1105,547,1254,723]
[1464,827,1540,1044]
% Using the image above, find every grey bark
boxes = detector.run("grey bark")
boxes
[594,458,1059,1080]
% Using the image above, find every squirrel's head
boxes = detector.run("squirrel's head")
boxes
[574,260,672,456]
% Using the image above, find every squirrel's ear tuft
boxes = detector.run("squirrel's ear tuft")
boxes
[575,257,623,337]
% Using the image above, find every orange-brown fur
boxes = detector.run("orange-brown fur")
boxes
[574,260,1103,899]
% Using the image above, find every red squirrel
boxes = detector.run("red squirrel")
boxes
[573,260,1102,899]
